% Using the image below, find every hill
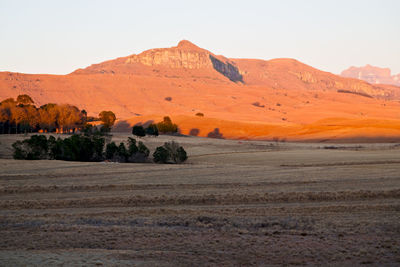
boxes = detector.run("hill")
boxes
[1,40,400,140]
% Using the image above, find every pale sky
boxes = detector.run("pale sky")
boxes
[0,0,399,75]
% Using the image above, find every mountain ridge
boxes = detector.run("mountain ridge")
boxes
[1,40,400,140]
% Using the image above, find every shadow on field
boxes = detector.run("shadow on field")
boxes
[189,128,200,136]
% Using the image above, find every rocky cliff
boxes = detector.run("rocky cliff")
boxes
[125,40,212,69]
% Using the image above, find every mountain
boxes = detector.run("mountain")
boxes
[341,64,400,87]
[2,40,400,141]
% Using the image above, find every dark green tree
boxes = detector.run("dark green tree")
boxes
[117,142,128,161]
[127,137,138,154]
[153,146,169,163]
[153,141,187,164]
[105,142,118,160]
[137,141,150,157]
[132,125,146,137]
[145,123,159,136]
[12,135,49,160]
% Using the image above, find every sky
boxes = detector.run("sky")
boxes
[0,0,399,75]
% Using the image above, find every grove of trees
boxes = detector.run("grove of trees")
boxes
[0,95,118,134]
[0,95,86,134]
[4,96,188,164]
[13,133,187,164]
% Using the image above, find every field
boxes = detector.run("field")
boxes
[0,133,400,266]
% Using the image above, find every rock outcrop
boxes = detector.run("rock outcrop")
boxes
[125,40,243,82]
[125,40,212,69]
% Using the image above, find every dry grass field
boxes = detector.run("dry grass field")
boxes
[0,133,400,266]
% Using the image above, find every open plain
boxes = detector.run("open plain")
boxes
[0,133,400,266]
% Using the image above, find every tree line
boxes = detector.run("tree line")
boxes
[0,94,117,134]
[13,133,187,164]
[0,94,86,134]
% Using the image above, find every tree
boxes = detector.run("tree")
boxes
[156,116,178,134]
[17,94,34,106]
[81,109,87,125]
[39,104,58,132]
[0,97,88,134]
[105,142,118,160]
[0,101,13,134]
[57,104,83,133]
[153,146,169,163]
[11,105,29,133]
[99,111,116,131]
[137,141,150,157]
[117,142,128,162]
[127,137,138,154]
[132,125,146,137]
[145,123,159,136]
[49,134,105,161]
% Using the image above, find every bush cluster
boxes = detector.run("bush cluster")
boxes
[153,141,187,164]
[105,137,149,163]
[132,124,159,137]
[12,135,187,164]
[13,134,105,161]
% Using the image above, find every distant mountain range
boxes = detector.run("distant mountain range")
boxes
[1,40,400,140]
[341,64,400,86]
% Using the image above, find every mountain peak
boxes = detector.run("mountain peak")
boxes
[176,40,203,51]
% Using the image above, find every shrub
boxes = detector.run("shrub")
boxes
[252,102,265,108]
[164,97,172,101]
[153,141,187,164]
[195,112,204,117]
[132,125,146,137]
